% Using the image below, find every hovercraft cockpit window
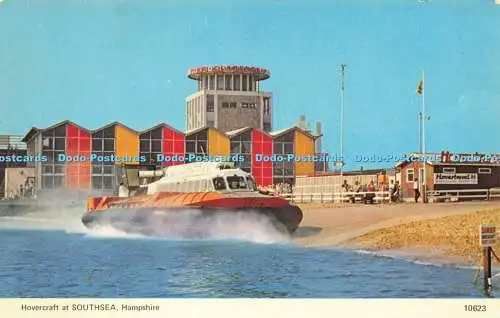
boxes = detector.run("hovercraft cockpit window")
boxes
[213,177,226,190]
[246,176,257,191]
[227,176,247,190]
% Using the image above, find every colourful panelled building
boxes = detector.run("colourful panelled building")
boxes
[22,120,318,194]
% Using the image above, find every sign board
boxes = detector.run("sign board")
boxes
[434,173,478,185]
[480,224,497,247]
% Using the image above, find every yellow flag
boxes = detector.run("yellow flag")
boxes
[416,79,424,95]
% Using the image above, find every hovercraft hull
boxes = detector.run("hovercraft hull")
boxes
[82,192,303,235]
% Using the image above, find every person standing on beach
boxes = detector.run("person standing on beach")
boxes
[389,180,395,202]
[413,178,420,203]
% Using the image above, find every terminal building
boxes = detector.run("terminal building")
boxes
[186,66,273,133]
[16,65,325,196]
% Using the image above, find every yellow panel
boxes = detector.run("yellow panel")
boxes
[294,129,315,176]
[208,128,230,157]
[115,124,139,165]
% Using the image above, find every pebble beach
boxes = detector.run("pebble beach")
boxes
[294,201,500,266]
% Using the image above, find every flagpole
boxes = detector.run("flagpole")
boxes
[421,70,426,203]
[340,64,346,203]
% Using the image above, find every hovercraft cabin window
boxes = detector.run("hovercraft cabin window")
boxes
[213,177,226,190]
[227,176,247,189]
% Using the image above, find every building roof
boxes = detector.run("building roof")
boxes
[185,125,227,136]
[225,126,252,136]
[270,125,321,139]
[21,127,41,142]
[225,126,273,138]
[140,122,184,136]
[92,121,138,133]
[21,120,91,142]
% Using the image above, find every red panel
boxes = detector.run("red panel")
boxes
[79,129,91,139]
[163,140,173,153]
[67,163,78,175]
[67,124,79,138]
[65,123,91,190]
[78,174,91,189]
[173,138,184,154]
[80,138,90,152]
[67,138,79,155]
[66,175,78,189]
[163,127,172,139]
[251,129,273,187]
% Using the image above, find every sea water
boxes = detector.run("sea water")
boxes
[0,208,491,298]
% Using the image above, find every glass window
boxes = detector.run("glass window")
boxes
[242,75,247,91]
[282,132,294,142]
[54,138,65,151]
[103,166,114,175]
[54,176,64,187]
[240,131,251,142]
[186,141,196,153]
[443,167,456,174]
[54,165,65,174]
[203,76,209,90]
[103,127,115,138]
[217,75,224,90]
[284,143,294,154]
[151,128,162,139]
[249,76,254,91]
[197,141,207,154]
[234,75,240,91]
[42,175,53,189]
[273,142,283,154]
[92,139,103,151]
[227,176,247,189]
[479,168,491,174]
[103,139,114,151]
[151,140,162,153]
[206,95,214,112]
[243,154,251,166]
[140,140,150,152]
[222,102,229,108]
[274,168,283,176]
[43,151,54,164]
[42,164,53,174]
[213,177,226,190]
[141,132,151,139]
[229,102,236,108]
[230,142,240,153]
[407,168,414,182]
[92,176,103,189]
[92,165,103,174]
[42,130,53,138]
[54,152,65,164]
[93,130,103,138]
[241,142,251,153]
[209,75,215,90]
[103,176,113,189]
[54,125,66,137]
[225,75,231,90]
[263,123,271,132]
[207,120,214,127]
[42,138,53,150]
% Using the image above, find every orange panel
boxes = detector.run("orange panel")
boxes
[115,124,139,165]
[294,129,315,176]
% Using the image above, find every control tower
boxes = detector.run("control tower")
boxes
[185,65,273,133]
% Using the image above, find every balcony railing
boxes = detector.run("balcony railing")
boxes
[0,135,26,150]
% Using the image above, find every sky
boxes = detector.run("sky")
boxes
[0,0,499,169]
